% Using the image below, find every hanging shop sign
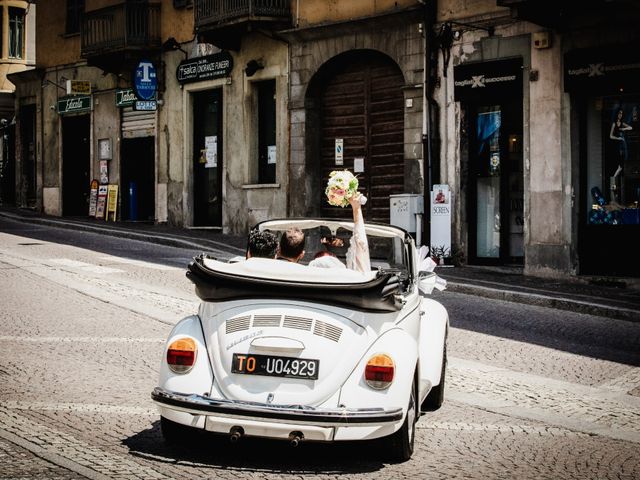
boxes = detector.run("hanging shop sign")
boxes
[133,59,158,101]
[57,95,92,115]
[453,58,523,101]
[66,80,92,95]
[176,51,233,84]
[564,46,640,94]
[115,89,156,107]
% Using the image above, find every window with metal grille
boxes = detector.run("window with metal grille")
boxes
[66,0,85,35]
[9,7,25,59]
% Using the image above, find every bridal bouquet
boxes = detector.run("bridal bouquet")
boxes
[325,170,367,207]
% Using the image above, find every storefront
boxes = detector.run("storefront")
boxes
[454,58,525,265]
[566,46,640,276]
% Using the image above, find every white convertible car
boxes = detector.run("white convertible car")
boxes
[152,218,448,462]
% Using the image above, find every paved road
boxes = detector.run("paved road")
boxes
[1,217,639,479]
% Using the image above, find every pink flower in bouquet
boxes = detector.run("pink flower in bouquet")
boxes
[325,170,366,208]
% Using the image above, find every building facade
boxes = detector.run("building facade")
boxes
[435,0,640,278]
[0,0,35,207]
[13,0,636,280]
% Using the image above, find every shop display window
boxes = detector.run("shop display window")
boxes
[586,96,640,225]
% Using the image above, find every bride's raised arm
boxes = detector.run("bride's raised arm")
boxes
[346,194,371,275]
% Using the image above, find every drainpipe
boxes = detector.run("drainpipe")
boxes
[419,0,436,249]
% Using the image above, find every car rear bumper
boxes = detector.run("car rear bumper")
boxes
[151,387,403,426]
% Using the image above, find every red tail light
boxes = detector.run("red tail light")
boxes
[364,353,395,390]
[167,338,197,374]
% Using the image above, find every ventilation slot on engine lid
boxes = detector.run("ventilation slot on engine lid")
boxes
[226,316,251,334]
[252,314,282,327]
[313,320,342,342]
[283,315,313,331]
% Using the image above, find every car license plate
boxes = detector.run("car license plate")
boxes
[232,353,319,380]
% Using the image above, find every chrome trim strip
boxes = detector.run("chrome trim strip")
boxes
[152,387,403,425]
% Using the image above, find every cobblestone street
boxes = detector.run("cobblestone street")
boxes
[1,220,639,479]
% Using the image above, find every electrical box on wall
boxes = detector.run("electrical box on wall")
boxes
[533,31,551,49]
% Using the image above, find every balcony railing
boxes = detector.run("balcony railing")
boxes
[81,2,161,58]
[195,0,291,29]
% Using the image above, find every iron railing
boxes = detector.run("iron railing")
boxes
[81,2,161,57]
[195,0,291,28]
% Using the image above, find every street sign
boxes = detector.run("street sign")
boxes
[133,60,157,101]
[135,100,157,111]
[176,52,234,84]
[335,139,344,165]
[57,96,92,115]
[66,80,91,95]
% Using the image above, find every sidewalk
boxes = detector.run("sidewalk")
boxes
[1,207,639,322]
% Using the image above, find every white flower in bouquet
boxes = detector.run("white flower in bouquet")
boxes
[325,170,367,207]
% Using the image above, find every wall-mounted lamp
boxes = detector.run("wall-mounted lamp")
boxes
[245,59,264,77]
[162,37,188,58]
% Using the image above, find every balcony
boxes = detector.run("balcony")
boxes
[81,2,161,70]
[195,0,292,50]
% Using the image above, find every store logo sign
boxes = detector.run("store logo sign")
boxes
[471,75,485,88]
[57,95,92,114]
[588,63,605,77]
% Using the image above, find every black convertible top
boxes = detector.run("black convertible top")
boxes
[186,255,402,313]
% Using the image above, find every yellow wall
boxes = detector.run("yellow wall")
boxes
[37,0,194,69]
[296,0,421,27]
[437,0,507,22]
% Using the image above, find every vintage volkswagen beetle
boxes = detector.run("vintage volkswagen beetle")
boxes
[152,218,448,462]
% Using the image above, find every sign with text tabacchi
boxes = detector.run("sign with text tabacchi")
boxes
[176,51,234,84]
[134,60,158,101]
[57,95,92,115]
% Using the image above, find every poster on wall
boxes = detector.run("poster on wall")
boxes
[99,160,109,184]
[430,184,452,257]
[88,180,99,217]
[205,136,217,168]
[95,185,108,219]
[268,145,276,165]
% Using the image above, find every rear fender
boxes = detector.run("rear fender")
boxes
[338,328,418,416]
[158,315,214,401]
[418,298,448,398]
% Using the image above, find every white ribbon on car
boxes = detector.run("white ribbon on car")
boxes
[417,246,447,295]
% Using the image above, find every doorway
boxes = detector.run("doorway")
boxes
[314,51,405,223]
[467,100,524,264]
[192,89,223,227]
[62,115,90,216]
[121,136,155,221]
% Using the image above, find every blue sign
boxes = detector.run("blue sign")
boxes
[133,60,157,101]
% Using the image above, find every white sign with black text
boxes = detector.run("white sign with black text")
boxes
[430,184,452,257]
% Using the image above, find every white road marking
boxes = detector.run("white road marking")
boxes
[0,336,165,343]
[2,401,156,416]
[448,356,640,444]
[98,256,176,271]
[48,258,124,274]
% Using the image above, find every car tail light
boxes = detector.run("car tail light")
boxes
[364,353,395,390]
[167,338,197,374]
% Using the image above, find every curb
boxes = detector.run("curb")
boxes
[446,281,640,323]
[0,211,245,255]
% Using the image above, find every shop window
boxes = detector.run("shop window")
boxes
[66,0,85,35]
[8,7,25,59]
[586,96,640,225]
[256,80,276,184]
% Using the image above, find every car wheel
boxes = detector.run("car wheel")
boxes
[386,380,417,463]
[422,343,446,412]
[160,416,190,445]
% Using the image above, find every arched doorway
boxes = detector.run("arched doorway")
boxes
[307,50,406,223]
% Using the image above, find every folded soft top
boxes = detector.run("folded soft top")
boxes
[187,255,402,312]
